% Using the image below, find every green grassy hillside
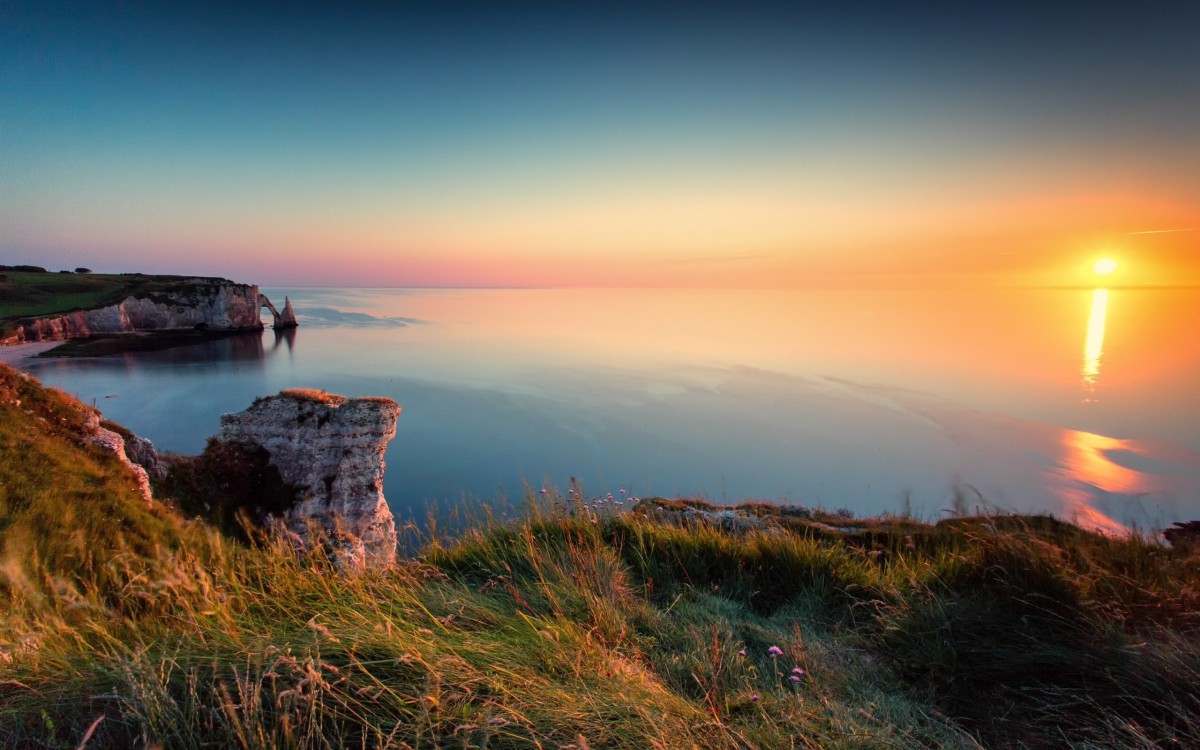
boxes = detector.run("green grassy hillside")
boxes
[0,271,235,322]
[1,364,1198,749]
[0,364,199,595]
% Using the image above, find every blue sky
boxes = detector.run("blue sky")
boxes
[3,1,1198,286]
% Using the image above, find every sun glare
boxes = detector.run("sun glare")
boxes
[1092,257,1118,276]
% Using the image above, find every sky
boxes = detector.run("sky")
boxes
[2,1,1199,288]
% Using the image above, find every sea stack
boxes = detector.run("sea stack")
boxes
[217,389,401,570]
[277,296,299,328]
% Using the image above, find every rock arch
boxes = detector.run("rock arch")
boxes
[259,294,298,329]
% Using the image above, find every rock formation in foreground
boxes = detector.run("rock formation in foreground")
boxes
[84,413,167,503]
[1164,521,1200,549]
[2,278,264,344]
[216,389,401,569]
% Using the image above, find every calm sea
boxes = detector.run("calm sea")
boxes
[23,287,1200,531]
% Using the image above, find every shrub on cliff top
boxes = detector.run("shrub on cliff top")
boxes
[156,439,298,543]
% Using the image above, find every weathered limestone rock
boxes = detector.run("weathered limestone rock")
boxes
[2,279,262,344]
[217,390,400,569]
[258,294,299,329]
[278,296,298,328]
[82,413,163,502]
[124,433,167,481]
[634,498,774,534]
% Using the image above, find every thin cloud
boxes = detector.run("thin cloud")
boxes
[1126,228,1197,235]
[646,253,778,266]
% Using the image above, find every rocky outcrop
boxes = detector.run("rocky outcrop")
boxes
[278,297,298,328]
[83,413,165,503]
[124,432,167,482]
[216,389,401,569]
[1164,521,1200,549]
[631,497,873,537]
[634,498,776,534]
[2,279,263,344]
[258,293,299,329]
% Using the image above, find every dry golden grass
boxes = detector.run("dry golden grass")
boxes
[277,387,348,406]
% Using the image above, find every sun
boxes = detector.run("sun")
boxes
[1092,257,1118,276]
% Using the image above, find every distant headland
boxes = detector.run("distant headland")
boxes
[0,266,296,350]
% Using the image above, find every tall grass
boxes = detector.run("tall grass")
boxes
[3,501,988,749]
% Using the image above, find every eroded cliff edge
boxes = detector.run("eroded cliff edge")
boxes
[215,389,401,569]
[2,362,400,571]
[1,277,264,344]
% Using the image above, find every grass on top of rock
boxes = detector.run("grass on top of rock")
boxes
[2,364,1200,749]
[277,387,348,405]
[0,271,240,324]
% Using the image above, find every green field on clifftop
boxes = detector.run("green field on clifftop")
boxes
[0,271,232,321]
[2,363,1199,749]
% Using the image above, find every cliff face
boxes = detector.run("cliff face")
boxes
[2,280,263,344]
[217,390,401,569]
[83,412,167,503]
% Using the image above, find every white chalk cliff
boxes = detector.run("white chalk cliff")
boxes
[2,279,263,344]
[217,390,401,569]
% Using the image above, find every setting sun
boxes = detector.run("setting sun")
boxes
[1092,258,1119,276]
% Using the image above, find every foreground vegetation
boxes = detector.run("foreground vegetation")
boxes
[2,363,1199,748]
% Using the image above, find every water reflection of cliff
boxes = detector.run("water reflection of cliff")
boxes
[131,329,296,366]
[273,327,296,355]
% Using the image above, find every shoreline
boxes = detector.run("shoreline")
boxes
[0,341,59,367]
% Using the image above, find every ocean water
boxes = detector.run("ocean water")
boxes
[24,286,1200,531]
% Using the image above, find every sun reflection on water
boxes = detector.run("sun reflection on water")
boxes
[1081,288,1108,402]
[1055,428,1140,535]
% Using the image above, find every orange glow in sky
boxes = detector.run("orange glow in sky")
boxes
[2,4,1198,289]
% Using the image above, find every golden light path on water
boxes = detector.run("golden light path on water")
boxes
[1061,284,1194,537]
[1067,287,1137,534]
[1056,428,1142,535]
[1081,288,1108,402]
